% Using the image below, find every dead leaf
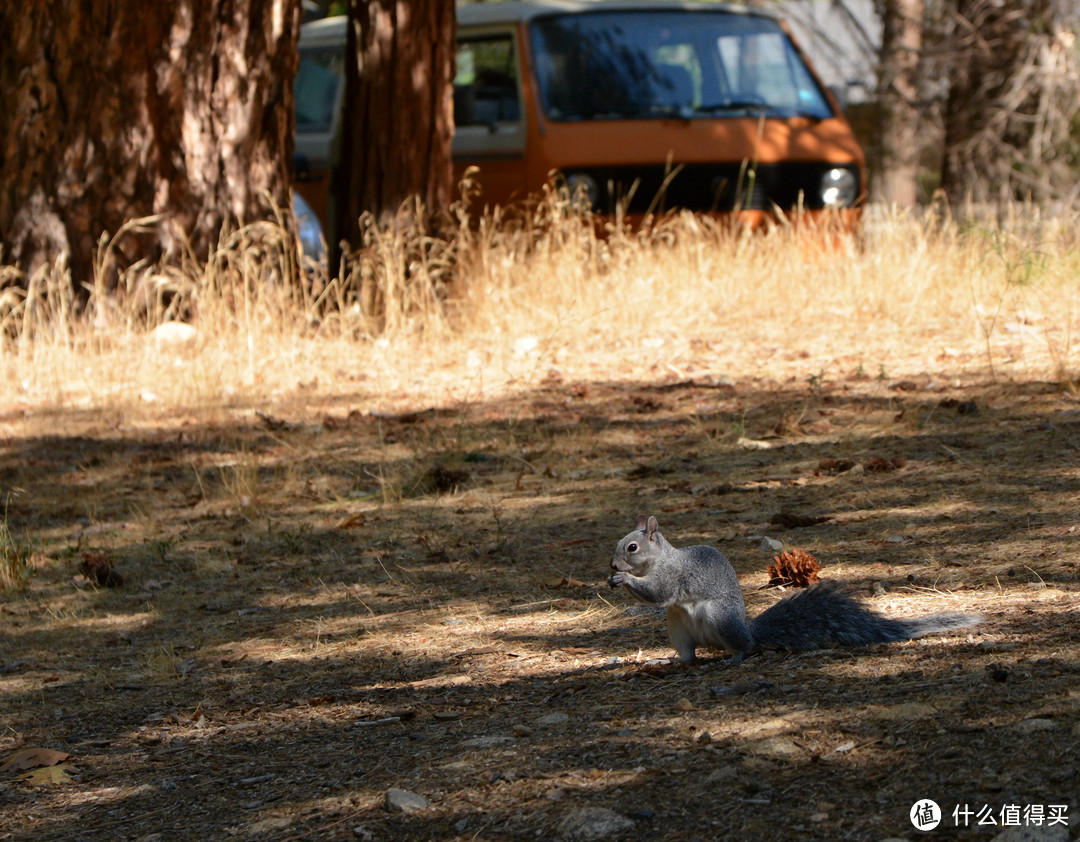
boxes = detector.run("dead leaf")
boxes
[0,748,70,773]
[15,764,75,784]
[80,550,124,588]
[255,410,291,431]
[336,512,367,529]
[863,455,906,473]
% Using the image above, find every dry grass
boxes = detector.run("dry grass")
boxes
[0,513,30,593]
[2,197,1079,420]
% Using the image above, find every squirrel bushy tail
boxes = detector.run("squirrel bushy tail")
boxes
[748,580,982,652]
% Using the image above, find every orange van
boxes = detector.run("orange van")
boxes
[294,1,865,238]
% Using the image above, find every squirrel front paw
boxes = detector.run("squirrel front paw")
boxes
[608,572,628,589]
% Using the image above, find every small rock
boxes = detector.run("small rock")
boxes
[710,681,769,698]
[247,817,292,834]
[384,788,428,813]
[462,735,514,748]
[536,712,569,727]
[352,827,375,841]
[150,321,198,348]
[885,534,907,544]
[556,807,635,841]
[750,735,800,757]
[511,724,532,738]
[706,765,738,784]
[630,806,655,820]
[759,536,784,553]
[674,697,694,712]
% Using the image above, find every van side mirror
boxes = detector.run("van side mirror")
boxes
[829,79,867,112]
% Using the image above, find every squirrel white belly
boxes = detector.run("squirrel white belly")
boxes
[609,515,981,663]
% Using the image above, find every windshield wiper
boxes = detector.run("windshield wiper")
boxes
[694,100,771,114]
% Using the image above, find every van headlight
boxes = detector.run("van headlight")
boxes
[564,172,599,209]
[820,167,858,208]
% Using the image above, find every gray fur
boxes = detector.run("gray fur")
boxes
[609,515,981,662]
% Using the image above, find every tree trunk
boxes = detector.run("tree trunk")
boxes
[874,0,923,207]
[334,0,455,262]
[939,0,1071,207]
[0,0,301,290]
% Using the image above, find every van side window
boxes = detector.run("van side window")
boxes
[295,48,345,132]
[454,37,520,127]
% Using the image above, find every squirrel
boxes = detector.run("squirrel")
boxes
[608,514,982,663]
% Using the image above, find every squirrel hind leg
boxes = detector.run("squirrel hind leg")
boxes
[666,605,699,661]
[697,604,754,660]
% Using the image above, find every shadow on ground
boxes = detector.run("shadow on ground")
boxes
[1,371,1078,839]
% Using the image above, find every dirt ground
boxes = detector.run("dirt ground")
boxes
[1,359,1079,841]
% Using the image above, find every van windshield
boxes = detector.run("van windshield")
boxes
[529,11,833,122]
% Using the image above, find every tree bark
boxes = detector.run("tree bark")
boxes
[334,0,455,261]
[939,0,1070,206]
[874,0,923,207]
[0,0,301,289]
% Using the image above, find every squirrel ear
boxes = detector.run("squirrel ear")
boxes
[635,514,647,530]
[646,516,659,540]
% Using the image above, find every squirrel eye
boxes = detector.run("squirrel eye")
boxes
[626,542,638,552]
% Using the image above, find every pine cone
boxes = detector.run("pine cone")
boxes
[767,549,821,588]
